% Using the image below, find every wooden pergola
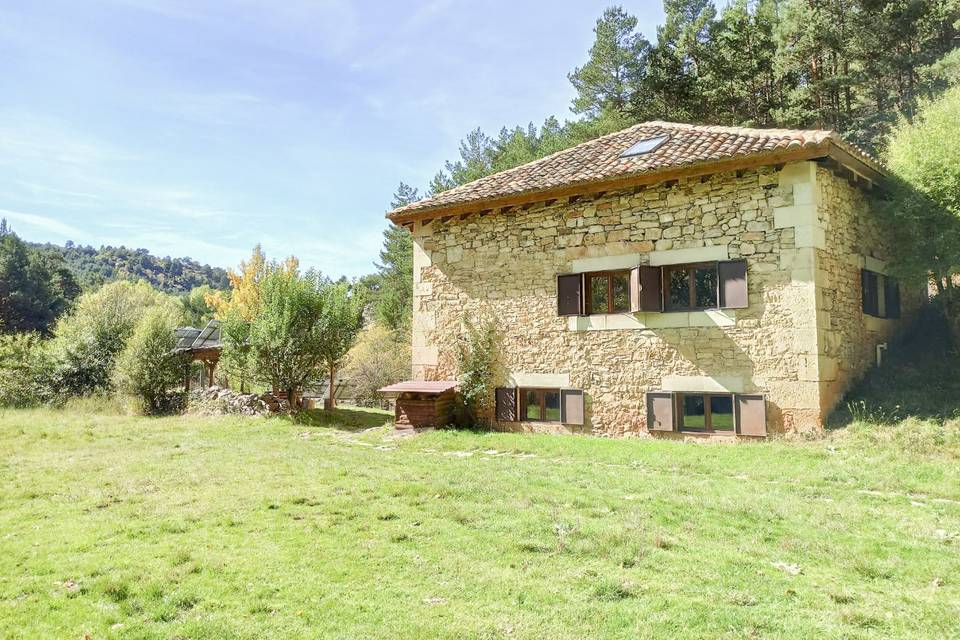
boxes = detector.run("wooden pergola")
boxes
[173,320,222,391]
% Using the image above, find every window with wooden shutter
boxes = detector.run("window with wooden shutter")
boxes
[586,271,631,314]
[718,260,748,309]
[638,266,663,311]
[557,274,584,316]
[735,394,767,437]
[560,389,584,426]
[676,393,735,431]
[495,387,518,422]
[646,391,674,431]
[884,277,901,319]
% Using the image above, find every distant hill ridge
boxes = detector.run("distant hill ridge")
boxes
[29,241,230,294]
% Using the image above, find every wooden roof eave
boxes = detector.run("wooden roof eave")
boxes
[387,142,886,226]
[825,145,886,189]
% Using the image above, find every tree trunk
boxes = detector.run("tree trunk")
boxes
[327,363,336,411]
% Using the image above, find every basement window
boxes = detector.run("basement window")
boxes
[678,393,734,432]
[522,388,562,422]
[620,134,670,158]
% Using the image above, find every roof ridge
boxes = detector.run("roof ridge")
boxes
[639,119,837,139]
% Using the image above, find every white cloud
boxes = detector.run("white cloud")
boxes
[0,209,91,242]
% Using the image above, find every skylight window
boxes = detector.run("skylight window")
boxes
[620,134,670,158]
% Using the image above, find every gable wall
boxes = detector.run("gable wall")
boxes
[813,168,922,416]
[408,162,903,436]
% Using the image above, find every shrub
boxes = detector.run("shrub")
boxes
[453,316,499,426]
[0,333,52,407]
[342,323,410,407]
[47,280,170,397]
[112,305,185,415]
[885,85,960,316]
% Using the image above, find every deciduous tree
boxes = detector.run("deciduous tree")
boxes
[315,282,364,410]
[247,269,329,403]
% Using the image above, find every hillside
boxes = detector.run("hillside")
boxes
[29,241,230,294]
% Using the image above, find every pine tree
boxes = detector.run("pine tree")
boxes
[701,0,780,126]
[374,183,419,331]
[641,0,718,122]
[568,6,651,118]
[775,0,861,135]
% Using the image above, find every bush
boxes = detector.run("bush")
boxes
[885,85,960,314]
[453,316,499,426]
[112,305,185,415]
[47,280,171,397]
[342,323,410,407]
[0,333,52,407]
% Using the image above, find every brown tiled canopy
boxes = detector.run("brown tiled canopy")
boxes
[387,121,884,223]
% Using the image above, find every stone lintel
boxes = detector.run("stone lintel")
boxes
[508,372,571,388]
[661,375,745,394]
[648,244,729,266]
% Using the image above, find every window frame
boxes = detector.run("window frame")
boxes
[675,392,736,433]
[663,261,720,312]
[584,269,631,315]
[862,269,900,319]
[520,387,562,422]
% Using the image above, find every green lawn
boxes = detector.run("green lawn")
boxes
[1,407,959,639]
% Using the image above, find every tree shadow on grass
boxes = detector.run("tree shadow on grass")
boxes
[285,406,394,432]
[828,306,960,428]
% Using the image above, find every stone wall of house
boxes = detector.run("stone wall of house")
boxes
[813,168,922,416]
[408,161,908,436]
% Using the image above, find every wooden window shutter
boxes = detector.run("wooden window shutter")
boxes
[495,387,518,422]
[560,389,584,426]
[885,277,901,319]
[629,266,641,312]
[557,274,584,316]
[861,269,879,316]
[861,269,868,313]
[718,260,748,309]
[646,391,674,431]
[638,266,663,312]
[735,394,767,437]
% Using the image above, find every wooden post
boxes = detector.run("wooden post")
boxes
[328,363,336,410]
[204,360,216,388]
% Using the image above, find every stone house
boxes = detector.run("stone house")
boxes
[387,122,920,437]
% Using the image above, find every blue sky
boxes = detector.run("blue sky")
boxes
[0,1,666,278]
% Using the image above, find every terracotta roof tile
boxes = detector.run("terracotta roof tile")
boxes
[388,121,883,222]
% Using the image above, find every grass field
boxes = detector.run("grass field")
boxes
[1,403,959,639]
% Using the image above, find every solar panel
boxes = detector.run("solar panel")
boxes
[192,319,222,349]
[620,134,670,158]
